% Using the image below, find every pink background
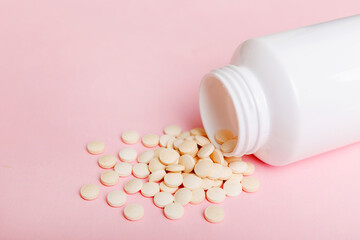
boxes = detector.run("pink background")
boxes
[0,0,359,239]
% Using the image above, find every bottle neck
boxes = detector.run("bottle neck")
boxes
[199,64,270,157]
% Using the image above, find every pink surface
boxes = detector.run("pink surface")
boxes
[0,1,359,239]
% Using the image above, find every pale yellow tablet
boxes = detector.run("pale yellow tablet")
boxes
[154,192,174,208]
[138,150,155,164]
[164,125,182,137]
[159,181,178,194]
[221,139,237,153]
[190,188,205,204]
[174,188,192,205]
[100,170,119,186]
[164,202,184,220]
[118,148,137,163]
[87,141,105,155]
[215,129,234,145]
[80,184,100,200]
[179,140,198,156]
[204,206,224,223]
[132,163,150,178]
[164,173,183,188]
[183,173,202,190]
[242,176,260,193]
[121,131,139,144]
[206,187,226,203]
[124,203,144,221]
[141,182,160,197]
[148,170,166,182]
[142,134,160,147]
[179,155,196,173]
[223,179,242,197]
[197,143,215,158]
[190,128,206,136]
[107,190,127,207]
[159,148,180,165]
[124,178,143,194]
[114,162,132,177]
[98,154,117,169]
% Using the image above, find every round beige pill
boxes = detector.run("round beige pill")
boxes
[148,169,166,182]
[142,134,160,148]
[208,163,223,180]
[166,164,185,172]
[159,148,180,165]
[148,170,166,182]
[173,139,184,150]
[206,187,226,203]
[219,166,232,180]
[179,155,196,173]
[87,141,105,155]
[212,179,223,188]
[121,131,139,144]
[183,174,203,190]
[243,162,255,176]
[148,157,166,172]
[225,156,243,163]
[190,128,207,136]
[141,182,160,197]
[132,163,150,178]
[114,162,132,177]
[182,172,190,178]
[154,192,174,208]
[201,178,214,190]
[166,138,175,149]
[100,170,119,186]
[229,161,248,174]
[98,154,117,169]
[160,134,175,147]
[164,202,184,220]
[194,135,211,147]
[221,139,238,153]
[179,140,198,155]
[215,129,234,145]
[119,148,137,163]
[154,147,165,157]
[194,158,213,177]
[197,143,215,158]
[242,176,260,193]
[230,173,244,181]
[174,188,192,205]
[223,179,242,197]
[178,131,191,139]
[124,178,143,194]
[124,203,144,221]
[138,150,155,164]
[164,173,183,188]
[204,206,224,223]
[190,188,205,204]
[164,125,182,137]
[159,181,178,194]
[106,190,127,207]
[80,184,100,200]
[210,149,225,165]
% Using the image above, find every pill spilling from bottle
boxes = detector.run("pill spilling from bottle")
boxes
[81,125,260,223]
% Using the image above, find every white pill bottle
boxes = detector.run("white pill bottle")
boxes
[199,14,360,166]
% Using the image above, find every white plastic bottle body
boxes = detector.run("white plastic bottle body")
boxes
[199,15,360,166]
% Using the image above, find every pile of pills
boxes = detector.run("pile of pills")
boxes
[81,126,260,223]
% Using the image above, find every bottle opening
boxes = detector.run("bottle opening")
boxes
[199,74,239,151]
[199,65,270,157]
